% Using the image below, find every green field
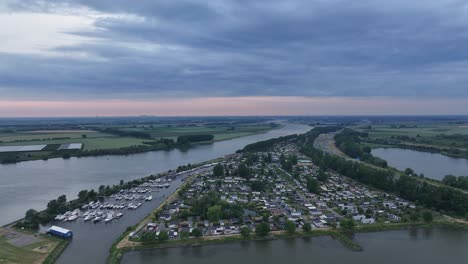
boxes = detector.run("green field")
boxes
[357,123,468,150]
[0,232,60,264]
[119,124,277,140]
[0,123,280,163]
[0,131,147,151]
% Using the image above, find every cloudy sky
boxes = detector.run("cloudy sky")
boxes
[1,0,468,116]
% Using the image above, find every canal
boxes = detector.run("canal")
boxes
[122,227,468,264]
[372,147,468,180]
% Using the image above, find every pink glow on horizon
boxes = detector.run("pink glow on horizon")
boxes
[1,96,467,117]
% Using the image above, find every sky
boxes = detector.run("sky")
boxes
[1,0,468,116]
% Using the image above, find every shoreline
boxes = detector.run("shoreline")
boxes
[109,221,467,264]
[368,142,468,160]
[0,126,282,165]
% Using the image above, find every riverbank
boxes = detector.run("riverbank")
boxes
[0,125,281,165]
[366,141,468,159]
[109,219,468,264]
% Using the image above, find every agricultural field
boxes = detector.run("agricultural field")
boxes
[0,131,146,151]
[0,121,280,163]
[118,123,278,141]
[356,122,468,154]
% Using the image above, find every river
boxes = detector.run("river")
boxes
[372,148,468,180]
[0,123,310,263]
[122,227,468,264]
[0,123,310,226]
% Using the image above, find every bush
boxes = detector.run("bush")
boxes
[302,223,312,232]
[285,220,296,234]
[422,211,433,223]
[255,223,271,237]
[240,226,251,238]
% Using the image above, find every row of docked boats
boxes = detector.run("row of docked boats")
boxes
[83,210,123,223]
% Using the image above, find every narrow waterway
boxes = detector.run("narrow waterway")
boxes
[121,227,468,264]
[372,147,468,180]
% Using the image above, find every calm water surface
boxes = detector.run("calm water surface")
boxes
[372,148,468,180]
[0,123,310,264]
[122,228,468,264]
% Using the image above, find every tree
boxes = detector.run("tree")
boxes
[317,169,328,182]
[78,190,88,203]
[240,226,251,238]
[207,205,223,222]
[404,168,414,175]
[422,211,433,223]
[255,223,270,237]
[81,134,87,138]
[180,231,190,240]
[140,231,157,242]
[285,220,296,234]
[302,223,312,233]
[158,230,169,241]
[340,218,355,234]
[213,163,224,177]
[409,212,420,222]
[306,177,320,194]
[25,209,38,223]
[238,163,251,179]
[191,228,202,237]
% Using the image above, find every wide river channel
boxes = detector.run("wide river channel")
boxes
[0,123,311,263]
[372,147,468,180]
[122,227,468,264]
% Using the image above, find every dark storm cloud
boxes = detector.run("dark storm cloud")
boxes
[2,0,468,99]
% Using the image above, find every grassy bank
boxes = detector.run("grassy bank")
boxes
[109,218,468,263]
[41,236,70,264]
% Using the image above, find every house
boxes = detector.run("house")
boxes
[352,215,366,221]
[361,218,375,224]
[388,214,401,221]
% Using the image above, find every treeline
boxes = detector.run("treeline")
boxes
[242,134,298,152]
[100,128,152,139]
[334,129,388,168]
[299,128,468,217]
[442,175,468,191]
[176,134,214,144]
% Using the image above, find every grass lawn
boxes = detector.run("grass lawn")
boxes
[0,233,60,264]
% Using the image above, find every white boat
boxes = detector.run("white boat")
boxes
[93,216,101,223]
[115,212,123,218]
[84,215,93,221]
[67,215,78,221]
[145,196,152,201]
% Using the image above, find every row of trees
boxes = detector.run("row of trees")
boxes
[242,134,298,152]
[177,134,214,145]
[334,129,388,168]
[442,175,468,191]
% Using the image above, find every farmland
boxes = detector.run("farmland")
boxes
[355,121,468,158]
[0,118,281,163]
